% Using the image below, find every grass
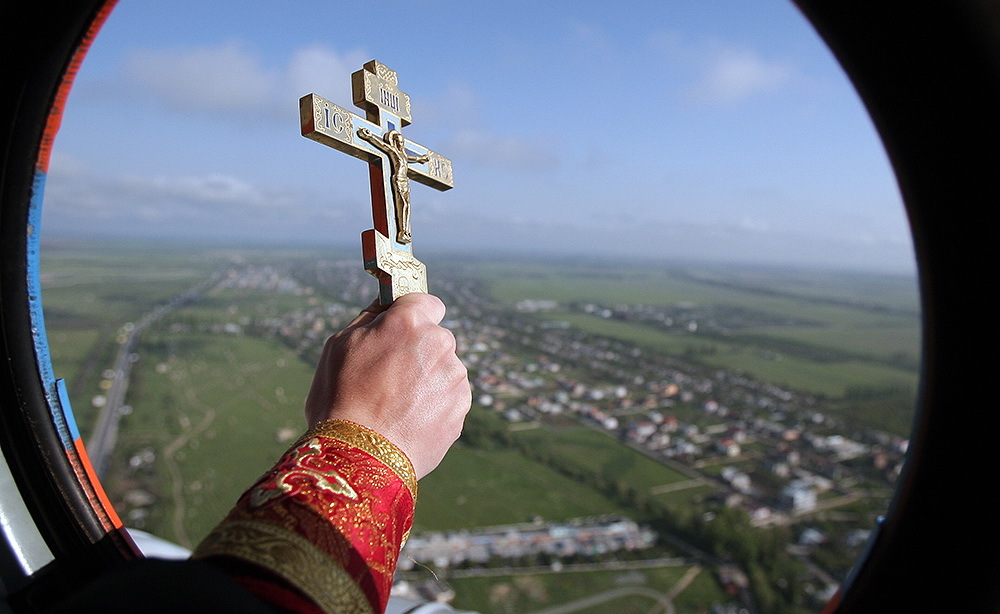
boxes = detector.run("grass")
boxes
[512,426,692,493]
[445,564,729,614]
[415,441,631,531]
[44,328,102,391]
[107,327,316,547]
[40,242,224,433]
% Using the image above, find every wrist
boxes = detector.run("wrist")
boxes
[301,419,418,499]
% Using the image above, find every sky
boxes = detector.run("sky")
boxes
[42,0,917,274]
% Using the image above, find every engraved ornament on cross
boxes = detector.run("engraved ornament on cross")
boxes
[299,60,454,303]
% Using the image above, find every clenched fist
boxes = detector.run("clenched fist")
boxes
[304,293,471,479]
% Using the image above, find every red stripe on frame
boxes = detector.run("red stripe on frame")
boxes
[72,437,123,530]
[36,0,118,173]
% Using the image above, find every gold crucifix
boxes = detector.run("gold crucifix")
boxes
[299,60,454,303]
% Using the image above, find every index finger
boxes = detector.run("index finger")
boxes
[343,298,389,330]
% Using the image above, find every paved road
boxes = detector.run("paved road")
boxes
[86,275,217,479]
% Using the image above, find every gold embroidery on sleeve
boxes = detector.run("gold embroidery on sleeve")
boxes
[193,519,374,614]
[248,438,359,510]
[301,420,417,498]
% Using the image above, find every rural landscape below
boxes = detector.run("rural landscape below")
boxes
[40,238,920,614]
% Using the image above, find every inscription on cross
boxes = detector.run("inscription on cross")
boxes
[300,60,454,303]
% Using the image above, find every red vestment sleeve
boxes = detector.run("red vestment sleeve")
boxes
[191,420,418,614]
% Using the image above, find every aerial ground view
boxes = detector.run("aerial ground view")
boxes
[40,239,920,614]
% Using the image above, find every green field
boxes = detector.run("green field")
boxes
[444,564,727,614]
[39,241,920,613]
[511,426,692,493]
[41,240,229,433]
[415,411,706,532]
[415,440,631,531]
[474,256,920,413]
[106,327,315,546]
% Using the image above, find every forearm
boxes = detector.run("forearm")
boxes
[192,420,417,614]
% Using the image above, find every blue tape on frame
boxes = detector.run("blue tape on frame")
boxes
[27,169,78,450]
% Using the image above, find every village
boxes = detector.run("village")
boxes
[216,259,907,537]
[398,515,658,571]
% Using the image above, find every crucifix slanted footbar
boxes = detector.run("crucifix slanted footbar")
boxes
[299,60,454,304]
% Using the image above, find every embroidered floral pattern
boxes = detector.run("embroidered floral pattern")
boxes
[193,421,416,614]
[249,438,359,510]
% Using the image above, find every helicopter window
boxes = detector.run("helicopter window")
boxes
[39,2,919,612]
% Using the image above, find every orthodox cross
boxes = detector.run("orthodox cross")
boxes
[300,60,454,304]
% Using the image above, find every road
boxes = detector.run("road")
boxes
[86,275,217,479]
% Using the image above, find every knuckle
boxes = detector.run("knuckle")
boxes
[432,326,458,350]
[379,309,421,338]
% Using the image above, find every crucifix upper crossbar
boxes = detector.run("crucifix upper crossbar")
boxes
[299,60,454,304]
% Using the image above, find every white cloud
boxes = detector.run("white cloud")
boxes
[445,129,559,172]
[117,40,551,176]
[133,173,297,212]
[285,44,369,109]
[414,83,480,129]
[686,46,793,106]
[122,42,368,120]
[41,155,358,238]
[125,41,277,113]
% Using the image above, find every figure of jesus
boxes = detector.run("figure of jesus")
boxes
[357,127,431,244]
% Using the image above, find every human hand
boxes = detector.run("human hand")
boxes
[304,293,471,479]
